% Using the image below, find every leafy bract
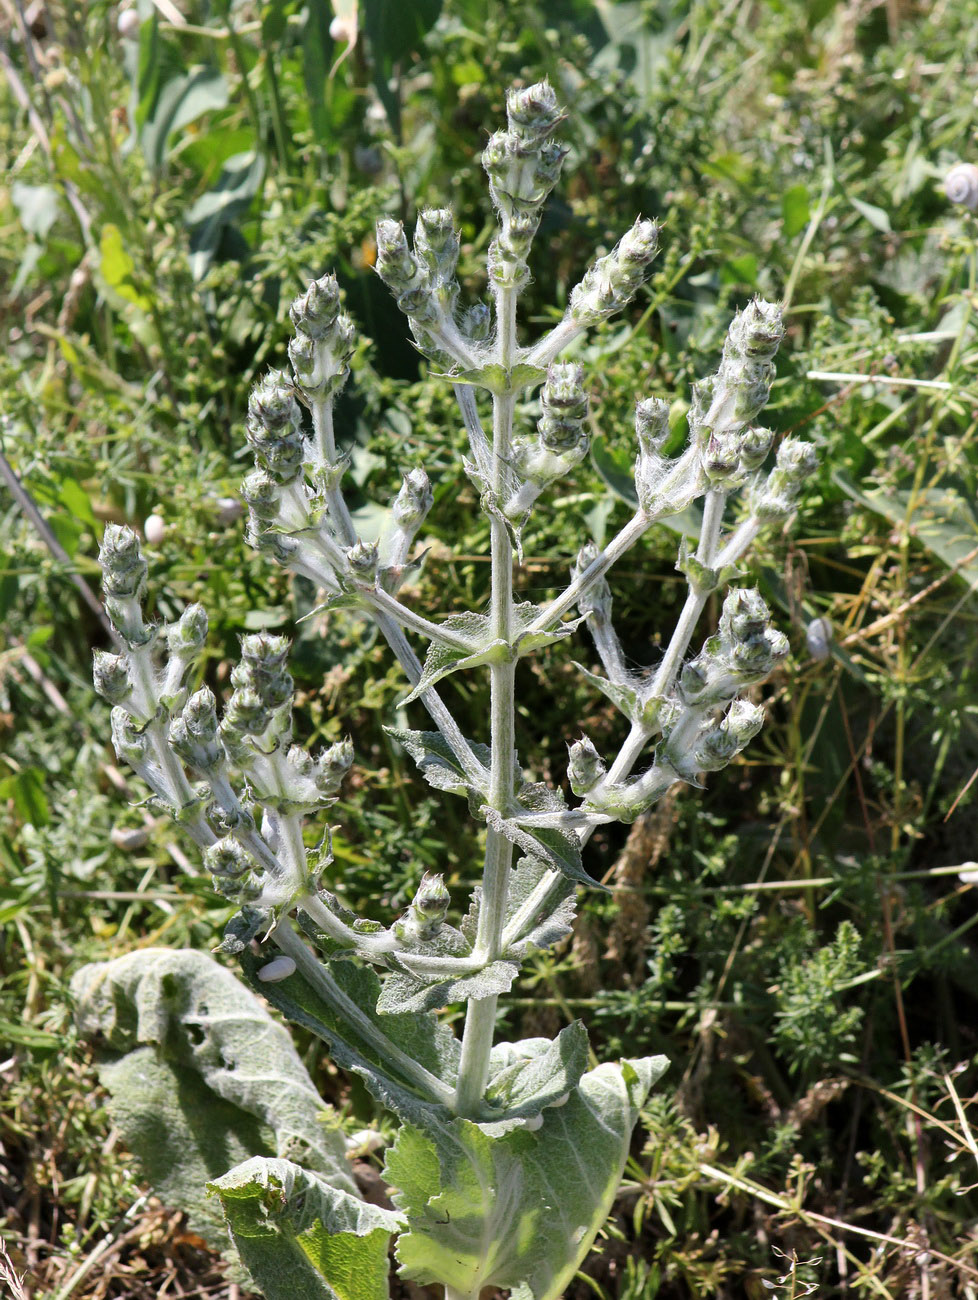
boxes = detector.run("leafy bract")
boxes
[385,726,490,799]
[402,603,583,704]
[385,1056,669,1300]
[236,951,460,1129]
[484,807,600,890]
[209,1156,401,1300]
[71,949,357,1257]
[377,960,519,1016]
[501,857,577,959]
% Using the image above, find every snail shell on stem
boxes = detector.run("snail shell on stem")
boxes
[945,163,978,211]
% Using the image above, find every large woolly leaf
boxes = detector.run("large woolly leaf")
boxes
[385,1056,668,1300]
[71,949,357,1258]
[209,1157,401,1300]
[236,950,459,1128]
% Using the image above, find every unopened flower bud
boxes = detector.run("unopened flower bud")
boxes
[729,298,784,362]
[635,397,670,451]
[506,80,561,141]
[204,836,253,879]
[98,525,147,600]
[738,425,775,472]
[414,209,459,282]
[93,650,131,705]
[166,604,208,658]
[754,438,818,519]
[345,539,379,580]
[241,469,282,521]
[375,220,420,292]
[289,275,341,339]
[569,218,660,325]
[567,736,607,796]
[460,302,491,342]
[412,871,450,925]
[538,363,588,452]
[392,468,433,528]
[111,706,150,767]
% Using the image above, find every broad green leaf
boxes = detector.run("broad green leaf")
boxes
[0,768,50,828]
[209,1157,401,1300]
[386,1056,669,1300]
[186,151,266,280]
[399,613,498,704]
[139,64,228,171]
[833,473,978,592]
[484,808,602,890]
[237,951,460,1129]
[99,223,152,312]
[385,727,490,798]
[71,948,358,1258]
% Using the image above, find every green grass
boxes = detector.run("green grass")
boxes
[3,0,978,1295]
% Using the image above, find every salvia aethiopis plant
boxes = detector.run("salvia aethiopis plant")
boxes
[74,81,817,1300]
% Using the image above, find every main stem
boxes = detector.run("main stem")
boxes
[454,283,519,1116]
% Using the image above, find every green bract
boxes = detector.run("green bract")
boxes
[78,80,815,1299]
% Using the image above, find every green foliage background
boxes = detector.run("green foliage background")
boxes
[3,0,978,1295]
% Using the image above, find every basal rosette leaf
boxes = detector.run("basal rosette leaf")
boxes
[71,948,357,1262]
[209,1156,402,1300]
[385,1055,669,1300]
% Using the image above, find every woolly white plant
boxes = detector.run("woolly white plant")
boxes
[75,81,816,1300]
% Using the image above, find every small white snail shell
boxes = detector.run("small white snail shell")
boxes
[117,7,139,38]
[945,163,978,211]
[805,616,833,662]
[143,514,166,545]
[257,956,296,983]
[329,13,354,43]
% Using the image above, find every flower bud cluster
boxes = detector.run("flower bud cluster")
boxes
[505,363,589,520]
[394,872,451,945]
[688,298,784,489]
[288,274,356,401]
[483,81,568,292]
[752,437,818,519]
[98,523,151,646]
[678,588,789,710]
[245,371,305,485]
[383,468,434,590]
[95,526,208,729]
[220,633,295,758]
[375,210,462,364]
[568,218,660,325]
[663,588,787,779]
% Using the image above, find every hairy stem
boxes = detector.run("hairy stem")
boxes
[454,284,519,1115]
